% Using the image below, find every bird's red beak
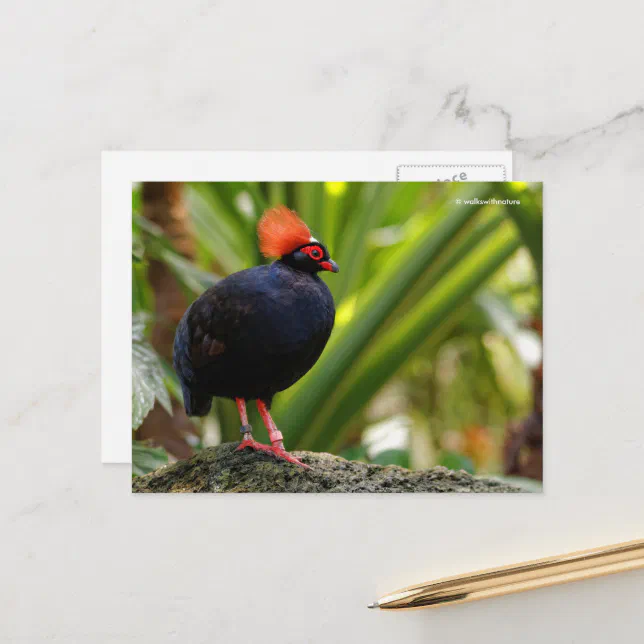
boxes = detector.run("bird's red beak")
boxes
[320,259,339,273]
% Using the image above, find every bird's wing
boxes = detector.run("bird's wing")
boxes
[186,283,254,369]
[190,326,227,367]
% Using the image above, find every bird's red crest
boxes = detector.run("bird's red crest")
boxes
[258,205,311,258]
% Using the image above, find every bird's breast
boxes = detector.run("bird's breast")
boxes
[251,269,335,353]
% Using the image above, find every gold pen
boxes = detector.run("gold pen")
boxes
[369,538,644,611]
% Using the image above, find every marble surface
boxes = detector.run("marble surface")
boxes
[2,1,644,642]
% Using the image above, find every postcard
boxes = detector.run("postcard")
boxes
[125,179,542,493]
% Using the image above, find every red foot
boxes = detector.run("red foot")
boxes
[236,439,309,469]
[236,438,272,454]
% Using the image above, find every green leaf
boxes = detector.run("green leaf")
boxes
[332,183,394,301]
[132,314,172,429]
[158,250,219,297]
[132,261,153,313]
[273,185,496,446]
[132,185,142,216]
[268,182,287,208]
[135,215,220,297]
[309,225,521,452]
[439,450,475,475]
[132,440,169,477]
[294,182,325,237]
[161,358,184,405]
[500,183,543,283]
[243,182,269,221]
[370,213,507,331]
[339,444,368,463]
[186,185,253,273]
[370,449,410,468]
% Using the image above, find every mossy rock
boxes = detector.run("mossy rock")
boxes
[132,443,523,493]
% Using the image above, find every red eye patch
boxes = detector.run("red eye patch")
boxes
[300,245,324,261]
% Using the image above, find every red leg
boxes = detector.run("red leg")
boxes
[235,398,273,454]
[256,399,284,447]
[236,397,249,426]
[256,400,309,468]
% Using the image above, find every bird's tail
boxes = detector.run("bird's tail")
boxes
[182,387,213,417]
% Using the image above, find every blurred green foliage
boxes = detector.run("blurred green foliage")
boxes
[132,181,542,479]
[132,440,168,477]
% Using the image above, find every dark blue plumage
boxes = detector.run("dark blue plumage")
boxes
[173,260,335,415]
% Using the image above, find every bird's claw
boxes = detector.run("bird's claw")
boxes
[236,439,309,469]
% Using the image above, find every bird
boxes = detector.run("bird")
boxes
[173,204,339,468]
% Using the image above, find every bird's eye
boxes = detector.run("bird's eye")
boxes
[310,247,322,260]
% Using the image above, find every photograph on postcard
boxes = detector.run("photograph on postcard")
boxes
[131,181,542,493]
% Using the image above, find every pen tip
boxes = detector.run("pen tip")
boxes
[367,602,379,609]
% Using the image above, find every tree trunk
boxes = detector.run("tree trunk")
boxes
[137,182,198,459]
